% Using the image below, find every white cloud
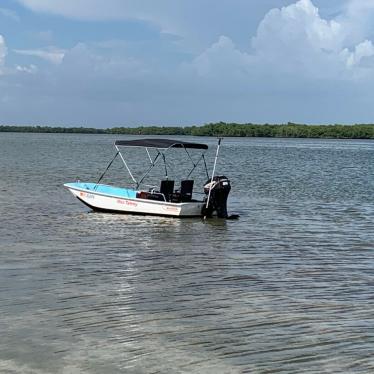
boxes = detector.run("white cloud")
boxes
[346,0,374,18]
[327,0,374,48]
[15,64,38,73]
[188,0,374,82]
[61,43,149,78]
[13,47,65,65]
[0,35,7,73]
[13,0,374,54]
[16,0,128,20]
[343,40,374,68]
[191,36,252,77]
[0,35,37,76]
[13,0,207,52]
[251,0,347,76]
[14,0,172,26]
[13,0,300,53]
[4,0,374,125]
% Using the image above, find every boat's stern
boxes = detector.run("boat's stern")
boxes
[202,176,231,218]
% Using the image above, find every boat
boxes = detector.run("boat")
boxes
[64,138,233,218]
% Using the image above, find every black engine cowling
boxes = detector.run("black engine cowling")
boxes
[202,175,231,218]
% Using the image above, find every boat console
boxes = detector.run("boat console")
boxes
[137,179,196,203]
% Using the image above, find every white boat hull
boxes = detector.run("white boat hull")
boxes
[64,183,204,217]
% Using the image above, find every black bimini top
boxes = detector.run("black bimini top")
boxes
[114,138,208,150]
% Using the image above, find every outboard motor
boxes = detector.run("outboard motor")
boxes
[202,175,231,218]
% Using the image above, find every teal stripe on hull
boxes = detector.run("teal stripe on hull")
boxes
[64,182,137,199]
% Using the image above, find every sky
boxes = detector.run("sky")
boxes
[1,0,374,127]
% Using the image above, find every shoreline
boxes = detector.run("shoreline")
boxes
[1,122,374,139]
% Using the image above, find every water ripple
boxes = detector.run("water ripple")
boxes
[1,134,374,373]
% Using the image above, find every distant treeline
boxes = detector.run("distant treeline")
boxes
[1,122,374,139]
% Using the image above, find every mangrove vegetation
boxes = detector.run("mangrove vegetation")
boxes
[1,122,374,139]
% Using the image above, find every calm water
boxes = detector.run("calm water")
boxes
[1,133,374,373]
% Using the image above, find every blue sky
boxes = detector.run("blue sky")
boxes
[1,0,374,127]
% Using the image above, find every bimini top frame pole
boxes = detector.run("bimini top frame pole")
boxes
[115,144,138,185]
[136,148,162,189]
[114,138,209,189]
[205,138,222,215]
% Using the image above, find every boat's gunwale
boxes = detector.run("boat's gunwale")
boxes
[63,183,204,207]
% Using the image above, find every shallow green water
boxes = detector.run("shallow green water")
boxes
[1,133,374,373]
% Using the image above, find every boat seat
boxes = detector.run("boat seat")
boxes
[160,180,174,202]
[148,193,165,201]
[180,180,194,202]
